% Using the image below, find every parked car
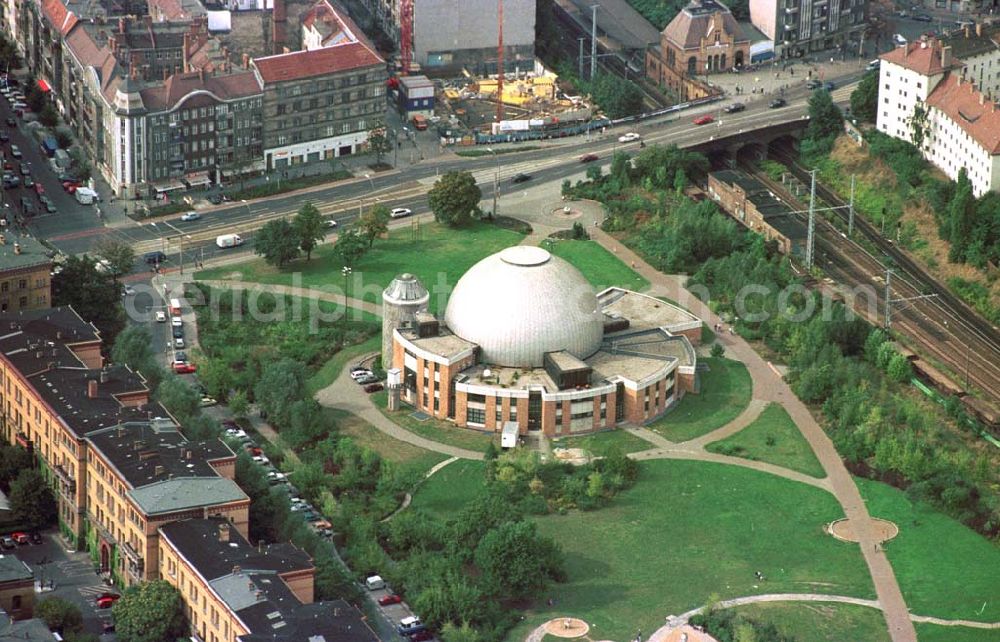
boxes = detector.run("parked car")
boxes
[9,145,20,158]
[172,326,184,339]
[510,172,532,183]
[769,98,787,109]
[364,383,384,393]
[5,118,14,127]
[122,285,136,296]
[173,351,188,363]
[579,153,599,163]
[723,103,745,113]
[398,617,426,636]
[180,211,201,222]
[410,630,434,641]
[22,176,33,188]
[617,132,641,143]
[913,13,932,22]
[155,310,167,322]
[19,163,29,176]
[0,132,8,142]
[173,362,196,374]
[252,455,271,466]
[208,193,224,205]
[350,369,374,380]
[10,532,28,545]
[806,79,821,89]
[390,207,412,218]
[95,593,120,609]
[325,219,339,228]
[171,316,183,327]
[29,532,42,545]
[33,183,44,195]
[200,396,217,407]
[824,81,836,91]
[40,197,56,213]
[0,536,14,550]
[174,338,185,349]
[378,594,403,606]
[355,374,379,384]
[693,115,714,125]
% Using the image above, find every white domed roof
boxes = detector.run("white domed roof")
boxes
[444,246,603,367]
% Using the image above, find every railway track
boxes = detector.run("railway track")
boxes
[742,159,1000,408]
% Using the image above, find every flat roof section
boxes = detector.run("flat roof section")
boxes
[404,329,477,361]
[599,288,701,334]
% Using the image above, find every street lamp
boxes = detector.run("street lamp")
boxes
[486,147,499,219]
[341,266,353,310]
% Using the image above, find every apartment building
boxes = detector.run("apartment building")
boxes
[0,307,248,587]
[0,234,52,313]
[877,37,1000,196]
[252,42,385,170]
[750,0,867,58]
[159,518,378,642]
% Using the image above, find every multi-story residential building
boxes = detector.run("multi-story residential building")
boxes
[0,556,35,620]
[876,37,1000,196]
[159,518,379,642]
[0,307,249,588]
[361,0,535,73]
[0,234,52,313]
[252,41,385,170]
[750,0,867,58]
[301,0,371,51]
[939,23,1000,99]
[646,0,750,97]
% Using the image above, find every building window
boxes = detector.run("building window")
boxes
[467,407,485,424]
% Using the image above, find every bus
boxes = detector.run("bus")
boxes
[169,298,182,316]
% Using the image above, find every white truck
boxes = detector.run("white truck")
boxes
[74,187,98,205]
[215,233,243,249]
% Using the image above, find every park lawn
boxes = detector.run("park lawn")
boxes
[730,602,889,642]
[306,334,381,395]
[371,391,497,452]
[856,478,1000,622]
[647,357,753,442]
[409,459,486,520]
[195,220,524,313]
[329,408,447,476]
[915,623,999,642]
[706,403,826,478]
[504,459,874,642]
[541,238,650,292]
[551,429,653,457]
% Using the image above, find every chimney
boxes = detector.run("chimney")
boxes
[13,243,20,255]
[242,53,250,69]
[35,350,42,359]
[942,45,952,68]
[218,522,230,543]
[87,379,98,398]
[198,68,204,83]
[978,22,983,37]
[99,370,108,383]
[154,464,164,477]
[118,16,126,34]
[981,92,986,106]
[965,25,971,38]
[55,330,62,340]
[232,565,241,575]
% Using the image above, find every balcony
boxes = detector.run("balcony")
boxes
[120,541,144,576]
[52,464,76,496]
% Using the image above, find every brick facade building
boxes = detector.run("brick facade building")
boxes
[707,170,808,257]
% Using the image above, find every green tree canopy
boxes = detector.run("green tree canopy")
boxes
[948,168,975,263]
[254,358,308,427]
[367,119,392,165]
[293,202,325,261]
[428,171,481,227]
[0,444,34,492]
[111,325,154,371]
[356,204,390,247]
[590,73,643,119]
[52,255,125,345]
[850,71,878,123]
[9,468,57,531]
[254,218,300,267]
[112,580,187,642]
[473,520,564,598]
[333,229,369,268]
[155,375,200,423]
[802,89,844,160]
[35,597,83,635]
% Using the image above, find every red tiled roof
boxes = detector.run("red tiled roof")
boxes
[41,0,78,36]
[926,72,1000,154]
[252,41,384,84]
[139,71,262,111]
[64,25,108,67]
[881,40,961,76]
[661,0,746,50]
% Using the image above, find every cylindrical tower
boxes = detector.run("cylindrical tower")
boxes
[381,273,430,370]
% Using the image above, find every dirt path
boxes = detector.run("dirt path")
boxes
[589,228,918,642]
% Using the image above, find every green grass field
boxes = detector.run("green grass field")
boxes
[706,403,826,478]
[504,459,874,641]
[330,408,447,476]
[915,623,1000,642]
[196,221,524,313]
[371,391,497,452]
[408,459,486,520]
[542,238,650,292]
[856,478,1000,622]
[729,602,889,642]
[551,429,654,457]
[647,357,753,442]
[306,334,381,395]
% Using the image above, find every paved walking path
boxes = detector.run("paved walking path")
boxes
[588,228,918,642]
[381,456,459,523]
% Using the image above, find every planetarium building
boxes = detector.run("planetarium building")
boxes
[384,246,702,437]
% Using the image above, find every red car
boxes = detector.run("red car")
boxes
[173,362,197,374]
[246,446,263,456]
[10,532,28,545]
[693,115,714,125]
[378,593,403,606]
[33,183,44,195]
[95,593,120,609]
[62,180,80,193]
[410,630,434,641]
[363,383,384,393]
[579,153,599,163]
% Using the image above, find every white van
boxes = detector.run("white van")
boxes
[364,575,386,590]
[215,233,243,249]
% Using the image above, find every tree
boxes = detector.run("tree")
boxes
[0,444,34,492]
[293,202,325,261]
[254,218,300,267]
[887,353,913,383]
[711,342,725,358]
[9,469,57,531]
[254,358,307,427]
[357,204,390,247]
[850,71,879,123]
[68,147,91,182]
[52,255,125,345]
[909,102,929,150]
[428,171,481,227]
[440,622,485,642]
[367,120,392,165]
[156,375,200,423]
[229,389,249,418]
[473,520,564,598]
[948,168,975,263]
[804,88,843,158]
[111,325,154,371]
[39,104,59,127]
[93,237,136,282]
[112,580,187,642]
[332,229,368,268]
[36,597,83,634]
[590,73,643,119]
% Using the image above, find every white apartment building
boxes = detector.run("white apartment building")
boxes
[877,37,1000,196]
